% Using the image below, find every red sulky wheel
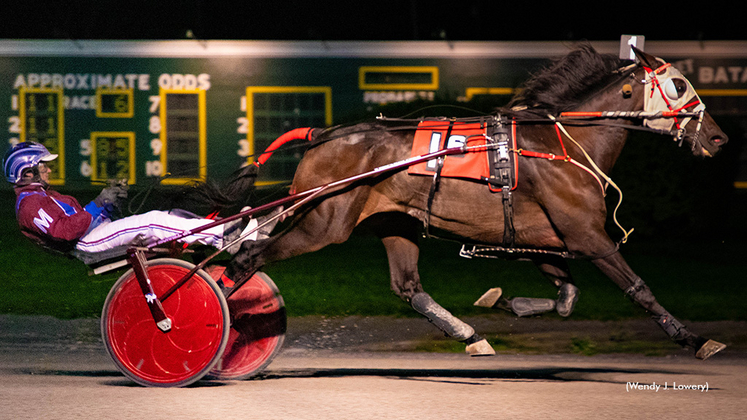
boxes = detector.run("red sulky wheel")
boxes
[205,266,286,380]
[101,258,229,387]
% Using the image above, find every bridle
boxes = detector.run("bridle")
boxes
[339,55,712,259]
[543,59,710,246]
[638,61,707,151]
[555,59,708,155]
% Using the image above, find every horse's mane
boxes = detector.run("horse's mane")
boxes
[507,43,624,114]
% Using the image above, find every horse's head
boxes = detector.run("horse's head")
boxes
[633,48,728,157]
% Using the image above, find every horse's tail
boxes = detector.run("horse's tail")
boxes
[168,164,259,213]
[214,163,260,207]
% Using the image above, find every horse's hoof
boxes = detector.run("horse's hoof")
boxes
[474,287,502,308]
[466,338,495,356]
[695,339,726,360]
[511,298,556,317]
[556,283,579,317]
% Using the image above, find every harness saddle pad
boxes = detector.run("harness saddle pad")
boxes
[408,119,517,191]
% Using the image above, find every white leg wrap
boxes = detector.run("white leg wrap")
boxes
[411,292,475,341]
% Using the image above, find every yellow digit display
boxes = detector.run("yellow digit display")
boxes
[159,89,206,184]
[19,87,65,185]
[245,86,332,175]
[96,88,134,118]
[90,132,136,184]
[358,66,439,90]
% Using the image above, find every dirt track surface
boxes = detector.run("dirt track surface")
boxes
[1,314,745,357]
[1,315,746,419]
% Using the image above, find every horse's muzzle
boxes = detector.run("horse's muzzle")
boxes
[698,113,729,157]
[701,133,728,157]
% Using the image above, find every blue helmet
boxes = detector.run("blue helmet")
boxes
[3,142,58,184]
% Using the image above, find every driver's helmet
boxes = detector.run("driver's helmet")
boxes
[3,142,58,184]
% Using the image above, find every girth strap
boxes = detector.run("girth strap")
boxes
[421,116,516,246]
[502,186,515,246]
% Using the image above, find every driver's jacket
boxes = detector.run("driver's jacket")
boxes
[14,183,103,251]
[14,183,226,255]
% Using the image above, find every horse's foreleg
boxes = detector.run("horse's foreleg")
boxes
[593,251,725,359]
[538,180,723,358]
[379,231,494,356]
[474,256,578,317]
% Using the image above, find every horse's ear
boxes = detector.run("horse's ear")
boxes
[632,46,658,68]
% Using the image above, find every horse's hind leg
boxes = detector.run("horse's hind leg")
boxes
[593,251,726,360]
[224,189,370,288]
[384,236,495,356]
[370,213,495,356]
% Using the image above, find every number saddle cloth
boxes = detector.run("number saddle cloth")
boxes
[408,116,517,192]
[407,116,518,246]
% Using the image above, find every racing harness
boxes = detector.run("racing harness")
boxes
[410,59,707,259]
[252,59,708,261]
[408,115,518,245]
[398,113,618,259]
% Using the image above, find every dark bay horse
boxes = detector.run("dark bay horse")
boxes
[226,45,729,359]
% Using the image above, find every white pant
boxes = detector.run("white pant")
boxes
[75,210,224,253]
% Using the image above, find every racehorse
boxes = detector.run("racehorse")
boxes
[224,44,729,359]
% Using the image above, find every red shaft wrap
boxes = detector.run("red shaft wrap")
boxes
[256,127,315,165]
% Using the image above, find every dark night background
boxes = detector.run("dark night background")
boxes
[0,1,746,323]
[1,0,745,241]
[0,0,743,42]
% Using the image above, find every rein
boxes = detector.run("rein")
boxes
[548,115,634,244]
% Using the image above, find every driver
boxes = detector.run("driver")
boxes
[4,142,261,256]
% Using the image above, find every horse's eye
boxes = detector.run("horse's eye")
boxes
[664,78,688,100]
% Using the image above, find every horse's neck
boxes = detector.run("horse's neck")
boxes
[578,73,644,114]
